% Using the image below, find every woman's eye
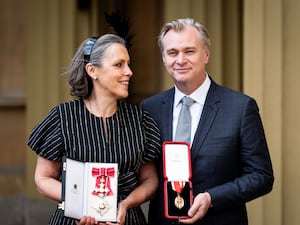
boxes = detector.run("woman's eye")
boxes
[115,63,122,67]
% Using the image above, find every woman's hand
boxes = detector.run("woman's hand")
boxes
[76,202,127,225]
[75,216,102,225]
[76,216,118,225]
[107,162,158,225]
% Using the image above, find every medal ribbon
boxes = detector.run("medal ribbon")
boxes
[172,181,185,194]
[91,167,115,196]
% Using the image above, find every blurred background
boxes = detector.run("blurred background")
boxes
[0,0,299,224]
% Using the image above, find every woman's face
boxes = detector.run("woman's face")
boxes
[94,43,133,99]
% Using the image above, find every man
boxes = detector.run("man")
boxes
[141,18,274,225]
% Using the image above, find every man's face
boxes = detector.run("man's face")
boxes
[162,25,210,93]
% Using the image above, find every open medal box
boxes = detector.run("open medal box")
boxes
[60,158,118,222]
[163,141,193,219]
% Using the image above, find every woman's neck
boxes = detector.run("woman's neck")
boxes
[84,95,118,118]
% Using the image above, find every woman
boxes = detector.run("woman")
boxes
[28,34,161,225]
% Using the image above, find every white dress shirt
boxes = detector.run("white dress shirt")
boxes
[173,74,211,144]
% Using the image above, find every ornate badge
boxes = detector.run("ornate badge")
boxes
[91,167,115,216]
[171,181,186,209]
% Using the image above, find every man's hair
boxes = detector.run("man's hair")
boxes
[158,18,211,53]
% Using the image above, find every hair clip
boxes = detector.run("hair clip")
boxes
[84,37,98,63]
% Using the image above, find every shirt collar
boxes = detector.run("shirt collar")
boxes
[174,73,211,107]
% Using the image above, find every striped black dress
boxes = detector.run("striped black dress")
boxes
[28,99,161,225]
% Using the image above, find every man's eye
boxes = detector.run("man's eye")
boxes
[168,52,177,56]
[186,50,195,55]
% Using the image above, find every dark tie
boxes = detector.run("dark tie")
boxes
[174,96,194,143]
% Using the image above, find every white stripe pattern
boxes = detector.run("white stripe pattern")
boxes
[28,99,161,225]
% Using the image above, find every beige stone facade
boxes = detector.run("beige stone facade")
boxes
[1,0,299,224]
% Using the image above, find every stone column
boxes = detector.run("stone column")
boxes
[243,0,282,225]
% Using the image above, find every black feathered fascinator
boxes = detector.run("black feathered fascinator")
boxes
[84,11,134,64]
[105,10,134,50]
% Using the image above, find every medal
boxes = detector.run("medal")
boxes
[171,181,186,209]
[94,197,111,216]
[99,202,106,210]
[91,167,115,216]
[174,194,184,209]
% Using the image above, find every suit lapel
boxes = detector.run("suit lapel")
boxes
[160,88,175,142]
[191,81,221,163]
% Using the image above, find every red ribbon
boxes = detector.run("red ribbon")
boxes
[92,167,115,177]
[91,167,115,196]
[171,181,186,194]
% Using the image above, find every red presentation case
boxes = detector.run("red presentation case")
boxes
[162,141,193,219]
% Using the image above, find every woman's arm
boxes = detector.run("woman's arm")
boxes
[34,155,62,201]
[108,161,158,225]
[122,161,158,208]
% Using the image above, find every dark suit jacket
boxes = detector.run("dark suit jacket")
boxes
[141,79,274,225]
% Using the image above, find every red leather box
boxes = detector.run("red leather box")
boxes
[163,141,193,219]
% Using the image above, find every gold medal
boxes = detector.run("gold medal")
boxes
[94,198,111,216]
[99,202,106,210]
[171,181,186,209]
[174,194,184,209]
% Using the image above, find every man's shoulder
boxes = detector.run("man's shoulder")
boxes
[211,81,252,102]
[142,88,174,104]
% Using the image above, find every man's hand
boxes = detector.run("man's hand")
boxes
[179,192,212,224]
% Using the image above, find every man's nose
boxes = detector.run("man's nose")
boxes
[176,52,187,64]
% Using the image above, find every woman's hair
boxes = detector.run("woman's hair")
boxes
[67,34,126,98]
[157,18,211,53]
